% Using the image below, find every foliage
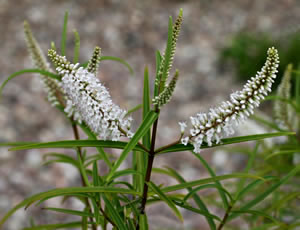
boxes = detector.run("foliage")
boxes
[0,10,299,230]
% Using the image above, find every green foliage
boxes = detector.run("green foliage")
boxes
[0,9,299,230]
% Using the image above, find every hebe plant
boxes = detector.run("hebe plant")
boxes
[0,10,299,230]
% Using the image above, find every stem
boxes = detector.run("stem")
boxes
[217,204,233,230]
[154,139,180,154]
[71,119,98,230]
[137,116,159,229]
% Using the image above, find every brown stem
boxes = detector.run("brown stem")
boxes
[217,205,233,230]
[136,116,159,229]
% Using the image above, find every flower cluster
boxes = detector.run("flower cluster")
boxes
[180,47,279,153]
[48,49,134,141]
[24,21,63,107]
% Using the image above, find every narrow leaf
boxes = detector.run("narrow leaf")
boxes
[61,11,68,56]
[106,111,158,182]
[9,139,146,153]
[156,132,296,154]
[43,207,93,217]
[22,222,82,230]
[148,181,183,222]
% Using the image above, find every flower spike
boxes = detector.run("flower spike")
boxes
[48,49,134,140]
[180,47,279,153]
[153,69,179,108]
[24,21,64,107]
[87,46,101,75]
[274,64,297,130]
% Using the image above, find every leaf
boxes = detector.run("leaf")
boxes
[106,111,158,182]
[159,173,265,194]
[102,194,128,230]
[235,176,277,201]
[125,104,142,116]
[43,207,93,217]
[268,191,300,213]
[234,142,260,199]
[78,122,113,168]
[61,11,68,56]
[160,167,217,230]
[143,66,151,150]
[42,152,79,169]
[148,181,183,222]
[9,139,146,153]
[183,184,233,204]
[0,187,139,228]
[0,69,60,98]
[191,152,229,209]
[230,210,279,224]
[139,214,148,230]
[73,29,80,63]
[99,56,134,76]
[228,164,300,221]
[109,169,143,181]
[265,150,297,161]
[22,222,83,230]
[0,141,36,147]
[155,132,296,154]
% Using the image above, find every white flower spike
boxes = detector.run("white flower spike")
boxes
[48,49,134,141]
[180,47,279,153]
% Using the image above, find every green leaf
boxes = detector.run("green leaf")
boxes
[0,187,139,228]
[159,173,265,194]
[76,150,90,186]
[159,167,217,230]
[0,69,60,98]
[230,210,279,224]
[73,29,80,63]
[228,164,300,221]
[61,11,68,56]
[0,141,36,147]
[109,169,143,181]
[125,104,142,117]
[43,152,79,169]
[143,66,151,150]
[106,111,158,182]
[93,161,100,187]
[99,56,134,75]
[265,150,297,161]
[155,132,296,154]
[139,214,148,230]
[9,139,146,153]
[43,207,93,217]
[102,194,128,230]
[296,66,300,106]
[235,142,260,199]
[22,222,83,230]
[183,184,233,204]
[78,122,113,169]
[191,152,229,209]
[268,191,300,213]
[235,176,277,201]
[148,181,183,222]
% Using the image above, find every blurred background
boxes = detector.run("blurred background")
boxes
[0,0,300,229]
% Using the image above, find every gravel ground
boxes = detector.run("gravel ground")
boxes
[1,0,300,229]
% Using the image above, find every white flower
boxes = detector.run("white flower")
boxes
[178,121,187,133]
[181,136,189,145]
[48,49,134,141]
[180,47,279,153]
